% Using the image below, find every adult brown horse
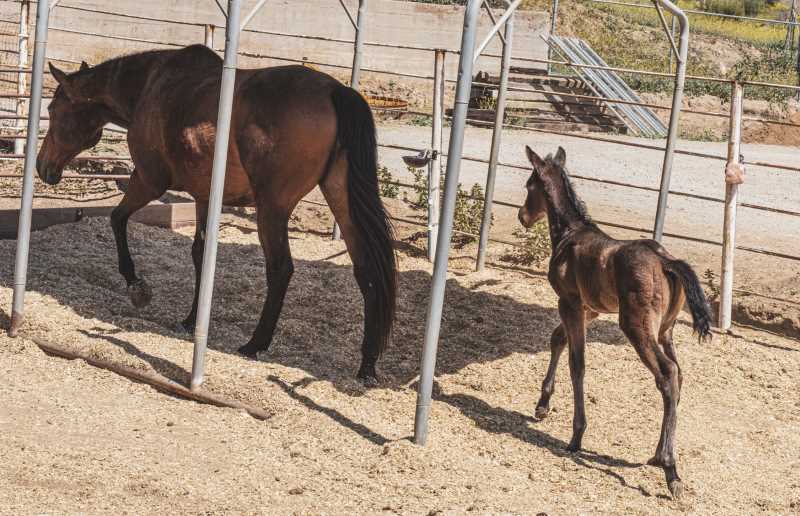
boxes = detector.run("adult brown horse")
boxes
[37,44,397,384]
[518,146,713,499]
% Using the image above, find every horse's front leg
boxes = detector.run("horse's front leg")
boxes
[181,202,208,332]
[558,297,588,452]
[110,171,164,307]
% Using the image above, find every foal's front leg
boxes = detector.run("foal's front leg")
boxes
[536,311,598,419]
[558,298,588,452]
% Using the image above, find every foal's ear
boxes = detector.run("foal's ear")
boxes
[553,146,567,168]
[80,60,90,71]
[49,62,80,101]
[525,145,546,170]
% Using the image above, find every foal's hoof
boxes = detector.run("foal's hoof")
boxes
[357,366,380,388]
[668,479,684,500]
[128,279,152,308]
[647,456,663,467]
[565,440,582,453]
[534,405,550,420]
[237,342,263,359]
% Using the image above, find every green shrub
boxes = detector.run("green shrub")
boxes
[502,222,551,266]
[377,165,399,199]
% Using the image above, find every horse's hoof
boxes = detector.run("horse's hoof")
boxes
[668,479,683,500]
[237,342,262,359]
[181,317,196,334]
[647,456,663,467]
[534,405,550,420]
[565,441,581,453]
[128,279,152,308]
[357,366,380,388]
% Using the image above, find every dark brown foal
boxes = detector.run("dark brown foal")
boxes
[519,145,712,499]
[36,45,397,384]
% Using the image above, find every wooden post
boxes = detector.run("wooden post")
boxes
[718,81,744,331]
[15,0,30,156]
[204,24,215,48]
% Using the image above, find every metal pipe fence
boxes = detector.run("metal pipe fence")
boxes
[4,2,799,308]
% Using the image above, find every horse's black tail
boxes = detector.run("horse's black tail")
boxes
[663,258,713,342]
[330,84,397,356]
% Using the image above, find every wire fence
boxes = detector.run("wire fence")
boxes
[2,0,799,301]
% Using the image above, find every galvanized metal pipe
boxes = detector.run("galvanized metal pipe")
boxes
[190,0,243,391]
[15,0,29,156]
[414,0,482,446]
[547,0,558,75]
[668,15,676,72]
[652,0,688,242]
[473,0,522,65]
[476,14,513,272]
[8,0,51,337]
[428,49,445,262]
[718,81,743,330]
[333,0,367,241]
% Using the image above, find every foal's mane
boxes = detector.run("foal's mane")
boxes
[544,153,594,226]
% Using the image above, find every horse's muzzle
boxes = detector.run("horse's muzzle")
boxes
[518,206,533,228]
[36,159,63,185]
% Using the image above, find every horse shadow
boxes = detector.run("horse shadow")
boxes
[0,214,636,469]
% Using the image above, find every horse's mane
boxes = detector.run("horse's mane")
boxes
[545,153,594,226]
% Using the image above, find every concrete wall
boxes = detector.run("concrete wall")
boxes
[2,0,548,88]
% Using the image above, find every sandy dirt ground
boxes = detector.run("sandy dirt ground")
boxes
[1,202,799,514]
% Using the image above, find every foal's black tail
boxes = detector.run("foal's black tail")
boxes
[330,84,397,356]
[663,258,713,341]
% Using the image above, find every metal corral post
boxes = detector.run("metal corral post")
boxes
[8,0,51,337]
[476,15,514,272]
[428,49,445,262]
[15,0,30,156]
[204,24,215,48]
[190,0,243,391]
[333,0,368,241]
[668,15,676,73]
[652,0,688,242]
[547,0,558,75]
[718,81,744,330]
[414,0,481,446]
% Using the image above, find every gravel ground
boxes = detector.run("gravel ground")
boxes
[1,206,799,514]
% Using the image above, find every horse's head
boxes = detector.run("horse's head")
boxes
[37,62,108,185]
[518,145,566,228]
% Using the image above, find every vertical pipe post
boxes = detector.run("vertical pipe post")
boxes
[190,0,242,391]
[546,0,558,76]
[718,81,743,331]
[428,49,445,262]
[476,15,513,272]
[204,23,215,48]
[15,0,30,156]
[8,0,50,337]
[333,0,368,241]
[652,0,688,242]
[414,0,481,446]
[668,15,676,73]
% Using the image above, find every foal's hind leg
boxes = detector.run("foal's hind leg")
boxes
[110,171,165,307]
[620,309,683,499]
[536,311,598,420]
[237,205,293,358]
[181,202,208,332]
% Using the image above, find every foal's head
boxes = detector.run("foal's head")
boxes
[518,145,567,228]
[37,62,109,185]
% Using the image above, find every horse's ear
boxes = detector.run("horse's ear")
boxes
[80,60,90,71]
[525,145,545,170]
[553,146,567,168]
[49,62,70,85]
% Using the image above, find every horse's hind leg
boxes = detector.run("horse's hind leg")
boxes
[110,170,165,307]
[319,154,383,385]
[536,311,598,420]
[620,308,683,499]
[181,201,208,332]
[237,203,293,358]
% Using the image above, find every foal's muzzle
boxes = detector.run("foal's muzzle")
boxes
[36,159,64,185]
